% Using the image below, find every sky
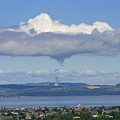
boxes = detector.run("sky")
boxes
[0,0,120,85]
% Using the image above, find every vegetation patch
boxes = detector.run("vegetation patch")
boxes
[86,85,100,89]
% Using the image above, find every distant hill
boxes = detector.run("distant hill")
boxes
[0,82,120,97]
[116,83,120,86]
[25,82,87,87]
[0,82,87,89]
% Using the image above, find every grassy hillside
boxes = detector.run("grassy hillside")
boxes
[0,84,120,97]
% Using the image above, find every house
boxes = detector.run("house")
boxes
[75,104,83,112]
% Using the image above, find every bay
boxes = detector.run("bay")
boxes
[0,95,120,108]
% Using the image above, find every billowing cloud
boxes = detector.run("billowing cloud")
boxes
[8,13,113,35]
[0,13,120,63]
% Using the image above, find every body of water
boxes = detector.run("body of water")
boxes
[0,95,120,108]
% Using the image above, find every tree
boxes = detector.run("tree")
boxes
[31,114,37,120]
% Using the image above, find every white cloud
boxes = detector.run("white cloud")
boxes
[0,69,119,85]
[0,13,120,63]
[85,70,97,75]
[30,70,53,75]
[8,13,113,35]
[0,70,11,74]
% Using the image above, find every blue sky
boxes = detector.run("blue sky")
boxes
[0,0,120,28]
[0,0,120,84]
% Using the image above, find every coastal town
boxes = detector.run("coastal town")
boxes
[0,105,120,120]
